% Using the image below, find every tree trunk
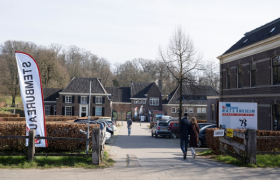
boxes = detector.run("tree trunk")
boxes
[11,95,15,107]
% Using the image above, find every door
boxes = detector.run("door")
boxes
[79,105,88,117]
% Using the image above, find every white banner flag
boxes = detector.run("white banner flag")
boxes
[15,51,47,147]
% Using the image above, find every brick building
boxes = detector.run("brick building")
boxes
[209,18,280,130]
[163,85,219,120]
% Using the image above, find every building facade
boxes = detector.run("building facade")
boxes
[163,85,219,120]
[210,17,280,130]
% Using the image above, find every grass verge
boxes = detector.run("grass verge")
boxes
[198,150,280,168]
[0,151,115,169]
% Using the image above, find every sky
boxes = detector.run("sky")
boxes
[1,0,280,65]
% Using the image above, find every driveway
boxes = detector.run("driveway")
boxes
[1,121,280,180]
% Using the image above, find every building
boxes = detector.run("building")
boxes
[212,17,280,130]
[163,85,219,120]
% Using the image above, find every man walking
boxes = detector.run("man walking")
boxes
[127,117,132,136]
[180,113,191,159]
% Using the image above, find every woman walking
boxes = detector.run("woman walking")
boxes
[190,117,199,159]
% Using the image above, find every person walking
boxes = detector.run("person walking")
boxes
[127,117,132,136]
[190,117,200,159]
[179,113,191,160]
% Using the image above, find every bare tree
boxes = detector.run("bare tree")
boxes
[159,27,202,123]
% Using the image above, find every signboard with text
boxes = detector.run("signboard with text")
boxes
[219,102,257,129]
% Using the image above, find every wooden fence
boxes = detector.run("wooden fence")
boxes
[0,127,105,165]
[219,127,256,164]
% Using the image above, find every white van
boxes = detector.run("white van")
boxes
[161,116,172,120]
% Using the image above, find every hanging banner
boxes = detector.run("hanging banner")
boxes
[15,51,47,147]
[219,102,257,129]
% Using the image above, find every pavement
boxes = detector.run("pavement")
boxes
[1,121,280,180]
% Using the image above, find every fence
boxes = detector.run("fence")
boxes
[218,127,256,164]
[0,128,106,165]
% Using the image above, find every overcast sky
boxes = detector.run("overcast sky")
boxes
[1,0,279,65]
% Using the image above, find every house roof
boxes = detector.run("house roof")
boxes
[131,82,154,98]
[223,17,280,55]
[43,88,63,101]
[62,77,107,94]
[105,87,131,102]
[163,85,219,104]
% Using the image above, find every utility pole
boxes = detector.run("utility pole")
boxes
[86,81,91,154]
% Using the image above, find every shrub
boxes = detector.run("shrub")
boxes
[0,113,20,117]
[0,121,99,152]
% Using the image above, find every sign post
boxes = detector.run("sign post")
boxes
[219,102,257,129]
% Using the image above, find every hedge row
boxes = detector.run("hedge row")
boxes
[197,120,207,123]
[0,113,20,117]
[206,128,280,153]
[0,117,77,122]
[0,121,99,152]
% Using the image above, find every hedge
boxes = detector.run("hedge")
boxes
[0,117,77,122]
[206,128,280,154]
[0,121,99,152]
[0,113,20,117]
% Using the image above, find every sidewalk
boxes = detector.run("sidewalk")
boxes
[1,121,280,180]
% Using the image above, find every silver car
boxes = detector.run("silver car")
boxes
[151,121,172,138]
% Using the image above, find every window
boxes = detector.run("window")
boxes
[251,62,256,87]
[184,107,188,113]
[45,105,51,115]
[96,96,102,104]
[237,65,242,88]
[202,108,206,113]
[269,27,276,34]
[95,107,102,116]
[189,108,193,113]
[139,100,142,104]
[81,96,87,104]
[176,108,180,113]
[272,56,280,85]
[65,96,72,103]
[149,98,159,106]
[197,108,201,113]
[171,107,176,113]
[65,106,72,116]
[143,100,146,104]
[226,69,231,89]
[134,100,138,104]
[272,104,280,131]
[243,39,248,44]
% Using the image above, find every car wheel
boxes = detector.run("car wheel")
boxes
[155,134,158,138]
[198,139,202,147]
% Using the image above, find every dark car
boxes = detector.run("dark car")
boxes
[198,124,217,147]
[151,121,172,138]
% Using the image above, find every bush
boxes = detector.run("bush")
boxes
[197,120,207,123]
[0,113,20,117]
[206,128,280,154]
[0,121,99,152]
[0,117,77,122]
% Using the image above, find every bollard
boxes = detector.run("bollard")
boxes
[28,129,35,161]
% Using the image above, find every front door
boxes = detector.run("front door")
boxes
[79,105,88,117]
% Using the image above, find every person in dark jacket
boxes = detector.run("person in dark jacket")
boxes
[127,117,132,136]
[190,117,200,159]
[179,113,191,159]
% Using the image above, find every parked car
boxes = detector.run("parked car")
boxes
[197,124,217,147]
[169,121,179,134]
[198,123,215,129]
[105,131,111,143]
[151,121,172,138]
[161,116,173,120]
[97,119,116,131]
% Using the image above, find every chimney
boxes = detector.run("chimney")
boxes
[158,80,162,91]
